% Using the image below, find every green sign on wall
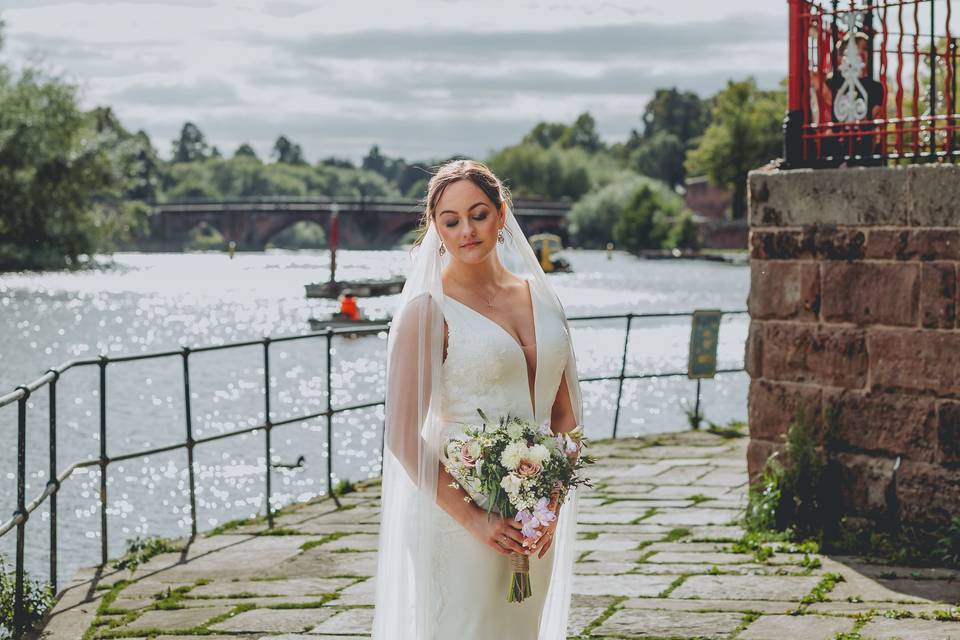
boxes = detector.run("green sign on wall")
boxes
[688,309,722,379]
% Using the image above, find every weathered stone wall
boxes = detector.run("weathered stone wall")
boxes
[745,163,960,527]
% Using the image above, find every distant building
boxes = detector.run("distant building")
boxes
[684,176,746,250]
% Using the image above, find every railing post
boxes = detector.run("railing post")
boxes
[263,338,274,528]
[46,370,59,594]
[98,356,108,566]
[612,313,634,439]
[784,0,806,168]
[326,329,341,508]
[181,348,198,538]
[13,386,29,634]
[693,378,703,430]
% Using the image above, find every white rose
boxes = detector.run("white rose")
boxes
[500,473,522,494]
[527,444,550,465]
[500,441,528,471]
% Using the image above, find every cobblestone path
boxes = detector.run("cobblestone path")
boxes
[34,429,960,639]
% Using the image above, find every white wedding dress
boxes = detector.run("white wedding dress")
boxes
[430,280,571,638]
[372,207,581,640]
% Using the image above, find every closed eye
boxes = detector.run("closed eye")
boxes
[444,211,487,227]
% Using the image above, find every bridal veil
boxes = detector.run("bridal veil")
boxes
[371,204,583,639]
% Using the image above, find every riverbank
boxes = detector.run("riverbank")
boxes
[31,428,960,639]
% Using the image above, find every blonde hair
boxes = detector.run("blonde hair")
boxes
[415,159,512,245]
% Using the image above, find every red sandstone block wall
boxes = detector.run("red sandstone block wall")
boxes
[746,164,960,526]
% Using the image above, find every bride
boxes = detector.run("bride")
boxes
[372,160,584,639]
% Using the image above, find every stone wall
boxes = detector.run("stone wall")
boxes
[745,163,960,527]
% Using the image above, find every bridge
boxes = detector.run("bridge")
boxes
[153,197,572,250]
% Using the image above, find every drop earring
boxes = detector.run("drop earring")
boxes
[497,229,505,244]
[439,242,446,256]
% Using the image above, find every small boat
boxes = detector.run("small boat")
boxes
[304,207,406,298]
[305,277,405,299]
[308,313,391,332]
[529,233,573,273]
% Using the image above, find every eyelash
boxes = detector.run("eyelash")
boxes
[444,212,487,228]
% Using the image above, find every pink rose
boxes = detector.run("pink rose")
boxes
[460,442,477,467]
[516,458,542,477]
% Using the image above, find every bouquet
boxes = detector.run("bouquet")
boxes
[441,410,593,603]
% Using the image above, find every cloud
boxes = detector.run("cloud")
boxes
[0,0,215,6]
[0,1,788,161]
[261,1,316,18]
[242,14,784,63]
[108,78,241,107]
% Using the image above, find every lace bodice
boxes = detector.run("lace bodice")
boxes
[439,279,569,428]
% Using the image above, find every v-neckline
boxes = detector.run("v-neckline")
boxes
[444,280,540,417]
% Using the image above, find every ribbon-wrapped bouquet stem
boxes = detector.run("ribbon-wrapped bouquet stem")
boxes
[442,410,594,603]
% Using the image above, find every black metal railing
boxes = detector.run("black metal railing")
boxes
[0,308,747,633]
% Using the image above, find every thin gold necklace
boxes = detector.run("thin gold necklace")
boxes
[450,273,506,309]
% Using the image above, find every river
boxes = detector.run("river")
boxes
[0,249,749,588]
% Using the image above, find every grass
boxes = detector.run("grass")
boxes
[300,531,351,552]
[632,508,658,524]
[657,575,690,598]
[663,528,691,542]
[113,535,182,572]
[799,573,844,606]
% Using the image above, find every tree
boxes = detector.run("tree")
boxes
[523,121,568,148]
[642,88,710,144]
[486,143,592,200]
[171,122,210,163]
[362,144,387,175]
[319,156,354,169]
[560,112,604,153]
[520,113,604,153]
[0,66,136,268]
[234,143,259,160]
[629,131,686,188]
[686,78,784,219]
[272,135,305,164]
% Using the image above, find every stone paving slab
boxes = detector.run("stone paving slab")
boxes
[670,574,823,601]
[208,608,336,633]
[593,609,745,638]
[738,614,855,639]
[121,605,236,632]
[33,429,960,639]
[860,617,960,639]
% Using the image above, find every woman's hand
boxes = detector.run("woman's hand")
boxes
[465,507,530,557]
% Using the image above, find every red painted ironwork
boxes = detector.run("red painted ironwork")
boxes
[788,0,959,167]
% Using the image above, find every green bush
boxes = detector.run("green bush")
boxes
[744,402,832,541]
[568,172,694,251]
[0,555,54,638]
[746,404,960,569]
[936,517,960,566]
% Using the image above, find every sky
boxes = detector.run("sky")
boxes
[0,0,787,163]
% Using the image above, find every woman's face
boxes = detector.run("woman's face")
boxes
[434,179,505,265]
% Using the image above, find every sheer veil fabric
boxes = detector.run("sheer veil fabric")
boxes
[372,206,583,640]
